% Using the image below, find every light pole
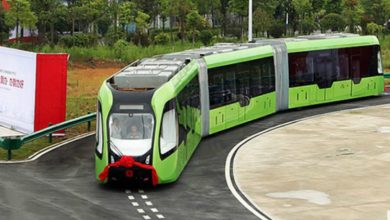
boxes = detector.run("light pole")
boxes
[248,0,253,42]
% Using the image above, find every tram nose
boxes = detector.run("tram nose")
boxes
[99,156,159,186]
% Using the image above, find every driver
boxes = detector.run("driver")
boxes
[129,125,142,139]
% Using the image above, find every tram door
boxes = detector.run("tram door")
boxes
[236,65,251,122]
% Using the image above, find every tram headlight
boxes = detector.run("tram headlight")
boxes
[145,155,150,164]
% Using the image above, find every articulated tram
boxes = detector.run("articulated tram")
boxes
[95,34,384,186]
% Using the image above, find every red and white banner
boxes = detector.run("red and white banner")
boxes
[0,47,67,134]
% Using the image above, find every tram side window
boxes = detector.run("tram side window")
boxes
[337,49,350,81]
[261,59,276,93]
[349,46,379,81]
[314,50,337,88]
[289,52,315,87]
[208,57,275,109]
[96,102,103,156]
[249,61,262,97]
[189,75,201,109]
[160,101,178,155]
[176,73,200,132]
[236,63,250,98]
[209,66,239,107]
[209,70,225,108]
[289,45,380,88]
[224,66,237,104]
[290,49,349,88]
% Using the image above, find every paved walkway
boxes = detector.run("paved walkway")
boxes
[0,125,24,138]
[234,104,390,220]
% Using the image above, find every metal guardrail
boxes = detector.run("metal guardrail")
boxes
[0,112,96,160]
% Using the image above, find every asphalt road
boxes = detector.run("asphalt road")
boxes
[0,95,389,220]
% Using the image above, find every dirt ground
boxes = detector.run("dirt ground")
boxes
[66,61,123,119]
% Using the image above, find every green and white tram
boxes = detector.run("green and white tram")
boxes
[96,34,384,186]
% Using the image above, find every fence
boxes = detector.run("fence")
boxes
[0,112,96,160]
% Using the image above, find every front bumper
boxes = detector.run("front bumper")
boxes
[99,156,158,186]
[108,166,154,185]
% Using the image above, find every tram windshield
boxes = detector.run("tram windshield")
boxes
[109,113,154,156]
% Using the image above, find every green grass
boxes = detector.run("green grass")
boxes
[379,35,390,70]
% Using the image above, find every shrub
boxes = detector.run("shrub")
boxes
[154,32,170,45]
[301,17,318,35]
[320,13,346,32]
[59,33,98,48]
[104,26,126,46]
[132,32,150,47]
[200,30,213,46]
[187,30,200,42]
[367,22,384,37]
[113,39,129,60]
[225,27,242,39]
[269,23,285,38]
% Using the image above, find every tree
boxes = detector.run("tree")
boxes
[4,0,37,42]
[194,0,220,28]
[177,0,194,43]
[342,0,363,33]
[200,29,213,45]
[360,0,390,34]
[367,22,384,37]
[134,11,150,46]
[320,13,346,32]
[269,22,285,38]
[274,0,296,35]
[133,0,159,29]
[0,5,11,43]
[219,0,230,37]
[31,0,67,43]
[292,0,312,34]
[253,8,273,37]
[118,2,136,28]
[186,10,206,46]
[360,0,390,26]
[160,0,179,44]
[229,0,247,41]
[324,0,343,14]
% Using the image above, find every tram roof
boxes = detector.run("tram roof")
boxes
[112,33,376,90]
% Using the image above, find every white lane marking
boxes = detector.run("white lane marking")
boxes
[156,214,165,219]
[225,104,390,220]
[125,191,167,220]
